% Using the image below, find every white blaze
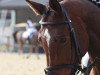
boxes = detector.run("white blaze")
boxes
[44,28,51,46]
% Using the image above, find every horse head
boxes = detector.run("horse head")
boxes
[26,0,89,75]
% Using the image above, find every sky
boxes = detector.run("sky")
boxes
[0,0,48,7]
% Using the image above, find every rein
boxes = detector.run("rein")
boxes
[39,6,82,75]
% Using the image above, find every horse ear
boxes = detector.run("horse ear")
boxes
[26,0,46,15]
[49,0,62,13]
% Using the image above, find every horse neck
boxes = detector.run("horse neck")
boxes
[90,60,100,75]
[62,0,100,46]
[62,0,100,24]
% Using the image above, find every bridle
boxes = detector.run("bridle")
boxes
[39,6,82,75]
[39,5,100,75]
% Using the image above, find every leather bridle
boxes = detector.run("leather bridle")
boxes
[39,6,82,75]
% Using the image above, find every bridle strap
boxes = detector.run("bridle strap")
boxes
[85,57,100,75]
[44,64,81,75]
[62,6,82,62]
[39,19,69,25]
[45,64,79,71]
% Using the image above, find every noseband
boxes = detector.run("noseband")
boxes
[39,6,82,75]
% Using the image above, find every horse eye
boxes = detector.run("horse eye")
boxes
[59,37,66,43]
[51,37,67,44]
[46,10,51,15]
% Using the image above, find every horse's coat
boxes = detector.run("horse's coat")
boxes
[26,0,100,75]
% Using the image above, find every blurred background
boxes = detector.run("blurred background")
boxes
[0,0,48,75]
[0,0,49,52]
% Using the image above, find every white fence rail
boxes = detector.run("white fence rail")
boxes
[0,10,16,52]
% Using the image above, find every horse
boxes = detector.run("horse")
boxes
[13,29,40,59]
[26,0,100,75]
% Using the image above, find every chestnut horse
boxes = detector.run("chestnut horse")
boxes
[26,0,100,75]
[13,30,39,58]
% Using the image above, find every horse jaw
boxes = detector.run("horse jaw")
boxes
[26,0,46,15]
